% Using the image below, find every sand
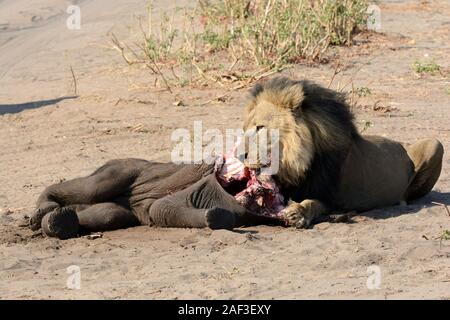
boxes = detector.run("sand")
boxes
[0,0,449,299]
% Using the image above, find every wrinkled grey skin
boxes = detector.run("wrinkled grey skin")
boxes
[30,159,282,239]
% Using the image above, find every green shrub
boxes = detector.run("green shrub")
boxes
[113,0,369,90]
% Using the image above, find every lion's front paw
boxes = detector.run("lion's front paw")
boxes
[281,203,311,229]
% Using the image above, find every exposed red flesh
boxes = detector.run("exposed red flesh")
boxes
[215,142,286,221]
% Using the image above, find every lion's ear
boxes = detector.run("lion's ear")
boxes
[280,84,305,110]
[250,83,264,98]
[253,78,305,110]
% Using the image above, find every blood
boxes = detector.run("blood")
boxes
[215,141,286,221]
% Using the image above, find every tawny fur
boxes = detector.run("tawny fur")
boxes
[243,76,443,216]
[243,77,355,187]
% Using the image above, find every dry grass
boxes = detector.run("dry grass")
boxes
[112,0,369,93]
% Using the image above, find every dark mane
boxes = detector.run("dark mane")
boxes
[278,79,360,208]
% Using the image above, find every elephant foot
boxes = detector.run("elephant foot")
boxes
[205,207,236,230]
[41,207,79,240]
[29,202,59,231]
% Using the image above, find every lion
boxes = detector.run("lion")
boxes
[242,76,444,228]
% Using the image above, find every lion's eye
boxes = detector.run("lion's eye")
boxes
[256,125,264,131]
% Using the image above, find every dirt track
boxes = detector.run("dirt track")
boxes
[0,0,449,299]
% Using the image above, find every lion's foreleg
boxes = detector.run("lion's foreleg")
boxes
[282,199,327,229]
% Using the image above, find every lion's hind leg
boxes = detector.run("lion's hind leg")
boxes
[405,138,444,201]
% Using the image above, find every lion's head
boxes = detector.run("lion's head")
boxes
[243,77,358,187]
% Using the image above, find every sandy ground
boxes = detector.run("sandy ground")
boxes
[0,0,449,299]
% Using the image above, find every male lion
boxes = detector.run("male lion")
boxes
[243,77,444,228]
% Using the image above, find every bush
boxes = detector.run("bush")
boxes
[113,0,369,91]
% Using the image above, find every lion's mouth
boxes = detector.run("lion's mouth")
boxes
[215,145,285,221]
[243,153,272,170]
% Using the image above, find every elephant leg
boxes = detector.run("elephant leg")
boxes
[149,197,215,229]
[149,174,280,230]
[149,174,235,229]
[186,174,283,227]
[41,206,80,240]
[76,203,139,232]
[405,138,444,201]
[41,203,139,239]
[30,159,146,230]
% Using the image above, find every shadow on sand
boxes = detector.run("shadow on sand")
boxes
[311,191,450,226]
[0,96,78,115]
[353,191,450,220]
[236,191,450,230]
